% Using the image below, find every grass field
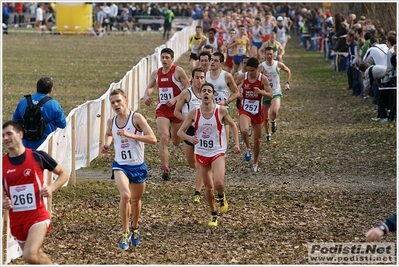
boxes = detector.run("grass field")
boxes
[2,29,397,264]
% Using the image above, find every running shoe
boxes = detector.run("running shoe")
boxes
[248,126,253,137]
[131,229,140,247]
[252,164,260,172]
[271,120,277,133]
[194,194,200,204]
[162,167,170,181]
[239,137,243,145]
[266,134,271,142]
[371,117,381,121]
[219,193,228,214]
[208,215,218,227]
[119,233,130,250]
[244,149,251,161]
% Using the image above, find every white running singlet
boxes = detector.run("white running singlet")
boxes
[193,105,226,157]
[112,112,145,166]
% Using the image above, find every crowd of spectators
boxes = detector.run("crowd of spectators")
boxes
[295,8,397,123]
[3,2,396,123]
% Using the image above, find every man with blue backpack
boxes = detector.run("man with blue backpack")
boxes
[12,76,66,150]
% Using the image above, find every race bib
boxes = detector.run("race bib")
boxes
[159,87,174,104]
[213,91,226,104]
[192,45,199,54]
[237,45,245,56]
[10,183,37,212]
[227,48,234,57]
[198,129,216,149]
[243,99,260,115]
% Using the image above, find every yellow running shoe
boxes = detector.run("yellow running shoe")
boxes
[208,215,218,227]
[219,193,228,214]
[194,194,200,204]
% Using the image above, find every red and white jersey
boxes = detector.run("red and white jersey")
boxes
[239,72,263,115]
[193,105,226,157]
[156,65,184,110]
[3,149,50,228]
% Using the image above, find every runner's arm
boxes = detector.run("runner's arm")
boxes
[220,106,240,154]
[177,109,198,144]
[225,73,240,105]
[131,113,157,145]
[144,70,158,105]
[101,118,114,153]
[174,89,189,121]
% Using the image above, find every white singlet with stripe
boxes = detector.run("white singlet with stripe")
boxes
[262,20,272,35]
[112,112,144,166]
[205,38,219,53]
[206,70,230,103]
[193,105,226,157]
[261,60,281,96]
[251,26,263,43]
[275,25,287,44]
[181,87,202,116]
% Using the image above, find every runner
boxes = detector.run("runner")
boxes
[101,89,157,249]
[230,24,251,76]
[188,26,207,72]
[177,83,240,227]
[3,120,69,264]
[250,17,265,59]
[206,52,240,147]
[197,28,222,57]
[259,32,285,62]
[143,48,190,180]
[174,67,206,203]
[236,57,272,172]
[259,46,292,141]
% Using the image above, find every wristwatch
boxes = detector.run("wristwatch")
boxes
[379,224,387,234]
[286,81,290,85]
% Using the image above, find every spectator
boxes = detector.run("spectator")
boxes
[13,2,24,27]
[358,62,388,122]
[360,31,372,63]
[347,13,357,29]
[34,3,46,36]
[346,31,362,97]
[323,11,334,60]
[374,26,386,44]
[332,13,349,71]
[180,3,191,17]
[362,36,388,105]
[389,43,396,121]
[12,76,67,150]
[109,2,118,31]
[28,2,37,27]
[45,4,55,34]
[163,4,174,40]
[94,4,105,36]
[365,214,396,242]
[382,35,396,121]
[2,2,10,35]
